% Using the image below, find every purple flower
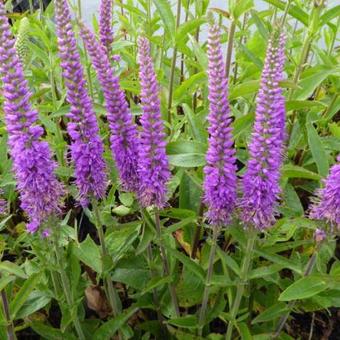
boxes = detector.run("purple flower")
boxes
[203,25,237,226]
[240,32,286,229]
[310,156,340,228]
[55,0,107,205]
[99,0,114,54]
[79,23,139,192]
[0,2,63,232]
[137,37,170,208]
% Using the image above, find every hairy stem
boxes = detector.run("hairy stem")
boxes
[1,288,16,340]
[198,225,221,335]
[225,229,257,340]
[155,210,180,317]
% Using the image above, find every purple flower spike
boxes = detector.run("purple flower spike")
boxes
[55,0,107,205]
[0,2,63,232]
[203,25,237,226]
[137,37,170,208]
[79,23,139,192]
[99,0,114,54]
[240,32,286,230]
[310,156,340,228]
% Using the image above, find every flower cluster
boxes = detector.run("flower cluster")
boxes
[99,0,114,54]
[310,155,340,228]
[240,31,286,229]
[0,2,63,232]
[137,37,170,208]
[55,0,107,205]
[203,25,237,226]
[79,23,139,192]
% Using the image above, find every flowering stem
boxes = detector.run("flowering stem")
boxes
[191,200,204,258]
[155,210,180,317]
[91,200,121,322]
[225,228,257,340]
[273,246,320,338]
[1,288,16,340]
[198,225,221,335]
[146,244,164,326]
[225,20,236,79]
[53,230,85,340]
[167,0,181,128]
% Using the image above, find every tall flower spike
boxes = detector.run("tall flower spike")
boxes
[203,25,237,226]
[99,0,114,54]
[240,31,286,229]
[137,37,170,208]
[55,0,107,205]
[310,155,340,228]
[79,23,139,192]
[0,2,63,232]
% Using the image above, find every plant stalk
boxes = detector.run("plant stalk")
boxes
[155,210,180,317]
[167,0,181,129]
[53,230,85,340]
[91,200,120,318]
[1,288,16,340]
[225,20,236,79]
[273,250,318,338]
[191,200,204,259]
[225,228,257,340]
[198,225,221,335]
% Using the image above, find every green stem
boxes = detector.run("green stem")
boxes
[273,249,319,338]
[225,20,236,79]
[28,0,34,14]
[53,231,85,340]
[91,200,121,321]
[167,0,181,129]
[146,244,164,327]
[191,201,204,259]
[198,226,221,335]
[1,288,16,340]
[155,210,180,317]
[225,229,257,340]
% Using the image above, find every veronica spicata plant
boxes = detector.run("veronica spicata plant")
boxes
[0,1,63,233]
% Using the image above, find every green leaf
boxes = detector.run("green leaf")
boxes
[188,34,208,70]
[141,275,173,294]
[249,264,284,279]
[168,154,206,167]
[176,18,206,45]
[72,235,102,274]
[262,0,308,26]
[0,276,16,291]
[0,261,27,279]
[94,306,138,339]
[320,5,340,27]
[15,291,51,319]
[229,80,259,100]
[10,273,41,319]
[282,164,321,181]
[250,9,268,40]
[182,104,207,143]
[286,100,327,111]
[174,72,207,104]
[168,315,198,329]
[233,0,253,19]
[279,275,329,301]
[165,247,205,281]
[153,0,175,43]
[294,67,335,100]
[307,122,329,177]
[31,321,76,340]
[111,268,150,290]
[252,302,288,323]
